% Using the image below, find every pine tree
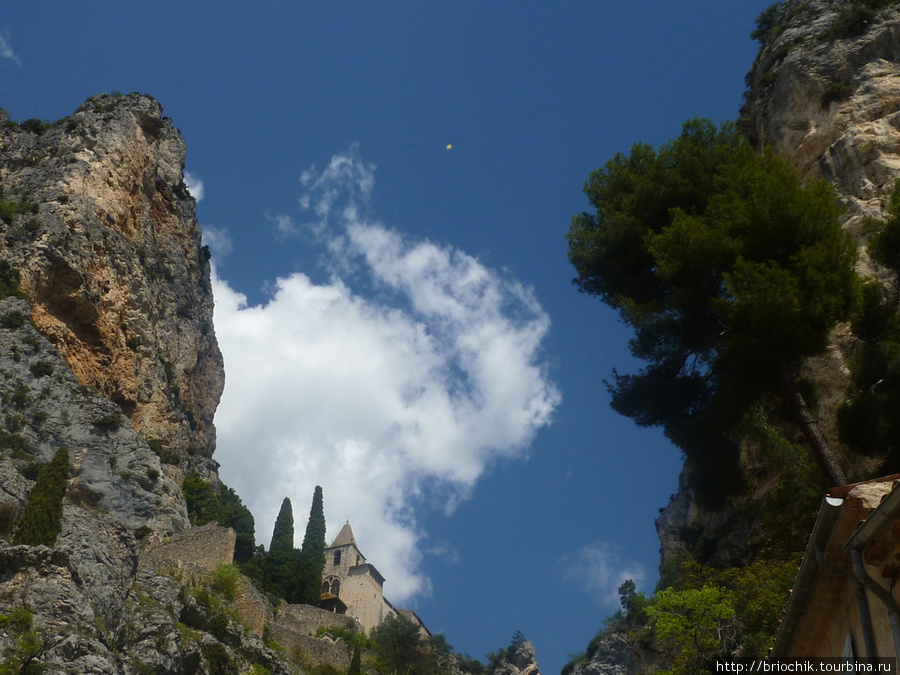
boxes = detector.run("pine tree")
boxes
[14,447,69,546]
[296,486,326,606]
[567,119,857,501]
[218,486,256,565]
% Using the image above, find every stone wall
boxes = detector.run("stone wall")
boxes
[234,576,275,637]
[268,604,358,670]
[271,603,358,638]
[284,634,353,671]
[138,523,235,574]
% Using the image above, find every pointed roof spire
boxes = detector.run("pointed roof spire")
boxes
[330,520,357,548]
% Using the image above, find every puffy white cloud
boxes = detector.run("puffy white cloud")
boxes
[184,171,204,202]
[0,31,20,66]
[201,226,232,262]
[213,149,560,603]
[559,543,648,609]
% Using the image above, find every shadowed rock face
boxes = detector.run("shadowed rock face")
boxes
[0,93,224,458]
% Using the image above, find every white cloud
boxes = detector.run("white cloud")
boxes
[560,543,648,609]
[213,148,560,603]
[201,225,232,261]
[0,31,20,66]
[184,170,204,202]
[269,212,299,237]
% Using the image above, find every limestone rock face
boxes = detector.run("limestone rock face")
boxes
[565,633,666,675]
[488,641,543,675]
[0,93,224,457]
[743,0,900,238]
[0,95,305,674]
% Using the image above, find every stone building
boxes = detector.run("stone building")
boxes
[321,521,429,636]
[772,474,900,661]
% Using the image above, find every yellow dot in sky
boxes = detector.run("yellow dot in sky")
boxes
[446,144,453,150]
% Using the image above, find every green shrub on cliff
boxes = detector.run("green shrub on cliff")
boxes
[0,260,23,300]
[14,447,69,547]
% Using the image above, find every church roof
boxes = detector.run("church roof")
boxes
[329,521,358,548]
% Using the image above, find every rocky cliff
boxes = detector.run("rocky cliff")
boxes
[0,94,301,674]
[0,93,224,460]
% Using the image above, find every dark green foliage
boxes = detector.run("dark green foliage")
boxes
[349,644,362,675]
[92,414,122,431]
[14,447,69,546]
[179,472,258,565]
[296,486,326,606]
[182,470,220,525]
[19,119,49,135]
[0,501,22,539]
[0,260,23,299]
[147,439,179,465]
[201,642,233,675]
[750,3,783,45]
[259,498,301,602]
[826,0,900,40]
[617,579,651,627]
[20,460,45,481]
[28,362,53,378]
[822,79,853,107]
[838,184,900,468]
[566,118,857,501]
[486,631,529,669]
[0,606,47,674]
[261,548,302,603]
[218,486,256,565]
[0,199,35,225]
[0,429,28,455]
[270,497,294,554]
[371,613,426,674]
[1,310,27,329]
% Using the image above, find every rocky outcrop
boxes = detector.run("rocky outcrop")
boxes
[743,0,900,240]
[564,633,666,675]
[490,641,543,675]
[0,93,224,458]
[0,95,303,674]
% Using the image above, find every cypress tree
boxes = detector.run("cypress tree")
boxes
[263,497,298,601]
[15,447,69,546]
[297,486,326,606]
[270,497,294,554]
[348,643,362,675]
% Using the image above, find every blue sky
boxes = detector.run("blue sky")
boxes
[1,3,771,672]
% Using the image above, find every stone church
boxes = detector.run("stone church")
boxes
[320,521,429,636]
